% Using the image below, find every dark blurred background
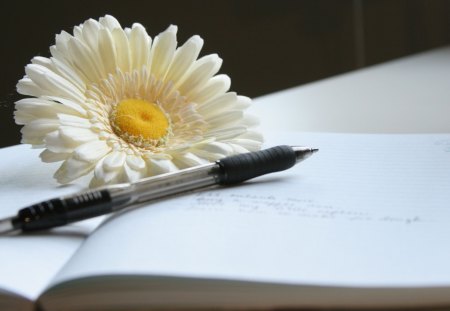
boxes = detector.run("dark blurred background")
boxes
[1,0,449,147]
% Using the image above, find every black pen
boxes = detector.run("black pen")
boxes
[0,145,318,234]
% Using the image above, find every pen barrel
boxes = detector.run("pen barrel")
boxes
[217,145,297,185]
[131,163,218,204]
[12,189,112,232]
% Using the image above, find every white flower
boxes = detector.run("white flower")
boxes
[15,15,262,188]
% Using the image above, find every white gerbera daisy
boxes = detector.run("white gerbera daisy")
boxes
[14,15,263,188]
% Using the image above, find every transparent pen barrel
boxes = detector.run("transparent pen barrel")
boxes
[111,163,219,208]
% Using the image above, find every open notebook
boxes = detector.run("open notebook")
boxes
[1,132,450,310]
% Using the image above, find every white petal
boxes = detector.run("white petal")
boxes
[129,23,151,71]
[31,56,53,69]
[81,19,101,52]
[49,44,66,63]
[103,151,126,171]
[67,37,104,83]
[149,25,177,79]
[124,161,146,183]
[177,54,222,97]
[44,96,87,116]
[51,55,87,91]
[16,77,44,97]
[188,74,231,104]
[14,110,34,125]
[164,35,203,84]
[237,130,264,142]
[227,130,264,152]
[25,64,85,103]
[99,15,121,31]
[45,130,80,153]
[98,28,117,75]
[205,110,243,128]
[54,157,95,184]
[40,149,70,163]
[50,45,90,84]
[147,158,178,175]
[73,25,83,40]
[54,30,72,57]
[228,143,249,154]
[235,96,252,109]
[112,27,131,73]
[91,170,122,188]
[59,126,98,144]
[21,120,59,145]
[240,114,260,127]
[15,98,80,124]
[197,92,238,117]
[226,138,262,152]
[197,141,234,157]
[126,155,146,171]
[58,113,91,128]
[91,157,123,187]
[73,140,110,162]
[172,152,208,169]
[203,126,247,140]
[189,149,222,162]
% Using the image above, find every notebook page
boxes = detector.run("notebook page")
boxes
[0,145,100,300]
[51,132,450,288]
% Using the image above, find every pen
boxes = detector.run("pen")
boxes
[0,145,317,234]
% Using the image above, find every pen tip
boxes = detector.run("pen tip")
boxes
[291,146,318,163]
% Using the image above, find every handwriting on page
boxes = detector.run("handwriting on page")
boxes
[434,138,450,152]
[187,192,423,225]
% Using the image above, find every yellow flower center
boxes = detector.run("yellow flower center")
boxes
[111,99,170,147]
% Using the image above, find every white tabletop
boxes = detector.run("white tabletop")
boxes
[249,46,450,133]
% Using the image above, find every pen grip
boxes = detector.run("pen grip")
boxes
[12,190,112,232]
[217,145,296,185]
